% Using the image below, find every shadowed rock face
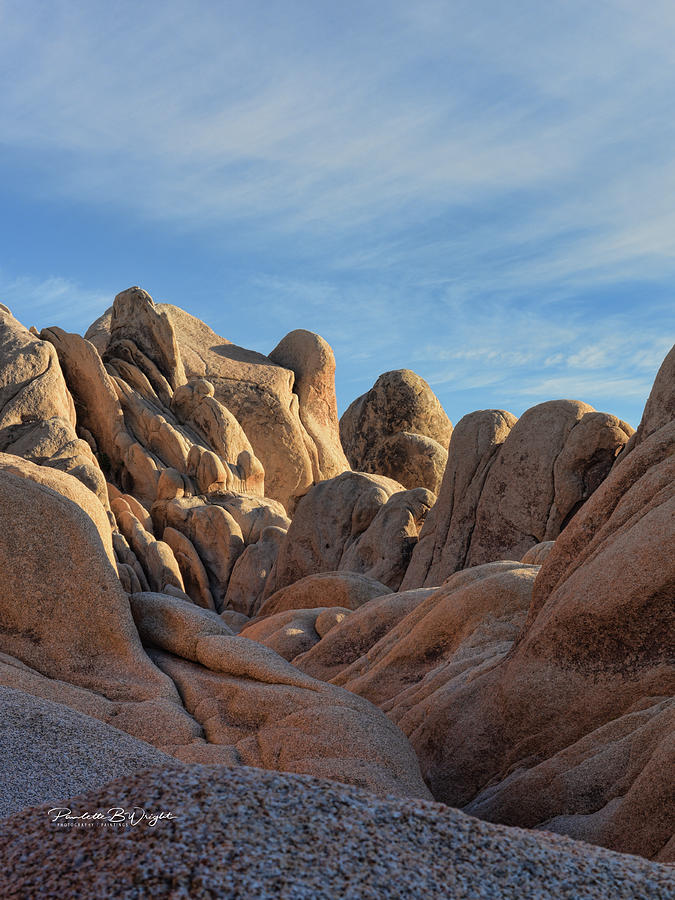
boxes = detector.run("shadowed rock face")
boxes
[340,369,452,493]
[320,408,674,860]
[1,765,672,899]
[263,471,435,596]
[402,401,633,589]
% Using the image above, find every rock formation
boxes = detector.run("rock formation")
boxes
[86,296,349,509]
[0,286,671,882]
[402,401,633,589]
[1,765,671,899]
[340,368,453,493]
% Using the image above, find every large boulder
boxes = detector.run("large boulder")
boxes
[264,471,430,596]
[269,329,349,482]
[257,571,391,618]
[340,369,452,493]
[1,765,671,897]
[294,587,437,683]
[390,411,674,859]
[0,464,432,800]
[0,307,107,505]
[403,401,632,589]
[0,686,174,818]
[239,607,351,661]
[335,562,539,713]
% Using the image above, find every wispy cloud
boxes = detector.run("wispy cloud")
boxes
[0,271,108,331]
[0,0,673,427]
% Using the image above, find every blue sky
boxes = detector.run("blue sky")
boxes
[1,0,673,428]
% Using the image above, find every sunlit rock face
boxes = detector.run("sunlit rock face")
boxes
[0,289,672,870]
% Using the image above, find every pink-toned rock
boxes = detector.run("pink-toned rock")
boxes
[240,607,350,661]
[224,526,287,617]
[294,587,436,683]
[521,541,555,565]
[338,487,435,590]
[265,471,405,597]
[258,571,391,618]
[403,402,632,588]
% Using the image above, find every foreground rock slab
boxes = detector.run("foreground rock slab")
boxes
[0,687,173,818]
[0,765,671,900]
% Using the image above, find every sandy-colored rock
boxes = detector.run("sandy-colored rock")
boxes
[162,526,215,610]
[258,571,391,618]
[269,329,349,483]
[126,592,431,799]
[224,525,287,616]
[2,765,671,899]
[152,496,245,610]
[107,287,186,391]
[240,607,349,661]
[40,327,126,473]
[265,471,405,597]
[620,342,675,456]
[338,487,435,589]
[395,418,674,860]
[87,303,347,511]
[0,453,115,566]
[468,401,632,567]
[371,430,449,495]
[0,309,107,504]
[340,369,452,491]
[0,468,192,719]
[335,562,538,712]
[114,507,184,594]
[294,587,437,682]
[402,402,631,588]
[402,409,516,589]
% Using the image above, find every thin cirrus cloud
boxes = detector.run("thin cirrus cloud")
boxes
[0,0,673,427]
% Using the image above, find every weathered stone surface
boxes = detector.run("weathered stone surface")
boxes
[0,686,174,818]
[114,505,185,594]
[269,329,349,483]
[338,487,435,590]
[224,526,287,617]
[294,587,437,683]
[240,607,349,661]
[392,419,674,860]
[258,572,391,618]
[152,496,245,610]
[171,377,264,495]
[0,468,189,715]
[402,410,516,589]
[521,541,555,565]
[265,471,405,597]
[0,453,115,566]
[0,309,107,504]
[335,562,538,713]
[107,287,186,391]
[340,369,452,491]
[162,526,216,610]
[402,402,632,588]
[620,342,675,456]
[467,401,632,567]
[3,766,670,899]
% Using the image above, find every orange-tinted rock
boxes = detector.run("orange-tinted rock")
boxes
[258,572,391,618]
